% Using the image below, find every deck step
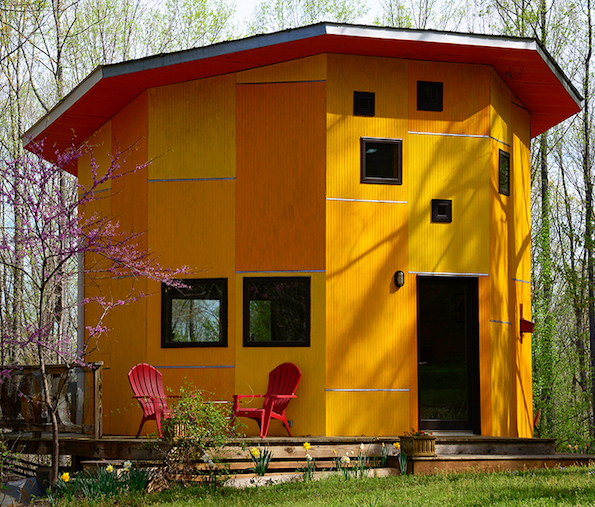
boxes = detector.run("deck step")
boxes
[436,437,557,456]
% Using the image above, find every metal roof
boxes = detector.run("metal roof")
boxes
[24,23,582,168]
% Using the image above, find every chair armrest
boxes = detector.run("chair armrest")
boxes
[233,394,265,412]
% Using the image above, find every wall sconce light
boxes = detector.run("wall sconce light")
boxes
[394,270,405,288]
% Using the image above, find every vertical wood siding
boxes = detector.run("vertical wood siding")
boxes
[409,61,490,136]
[326,54,408,202]
[237,54,326,84]
[408,135,490,274]
[148,74,236,180]
[234,272,327,437]
[236,81,326,272]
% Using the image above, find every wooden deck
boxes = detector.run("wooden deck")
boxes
[3,433,594,476]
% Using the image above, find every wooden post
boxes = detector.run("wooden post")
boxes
[93,363,103,439]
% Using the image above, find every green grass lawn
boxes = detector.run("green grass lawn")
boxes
[48,466,595,507]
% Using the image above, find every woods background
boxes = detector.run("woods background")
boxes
[1,0,592,450]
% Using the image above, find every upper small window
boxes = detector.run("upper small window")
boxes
[354,91,375,116]
[361,137,402,185]
[244,277,310,347]
[417,81,443,111]
[162,279,227,348]
[499,150,510,196]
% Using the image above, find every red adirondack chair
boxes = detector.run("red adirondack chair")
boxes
[233,362,302,438]
[128,363,177,438]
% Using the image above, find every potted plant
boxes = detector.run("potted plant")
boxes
[399,429,436,457]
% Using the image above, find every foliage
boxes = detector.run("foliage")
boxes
[161,382,238,487]
[48,465,595,507]
[49,462,150,504]
[297,442,315,480]
[403,428,433,437]
[247,445,273,476]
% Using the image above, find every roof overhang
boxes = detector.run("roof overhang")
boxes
[24,23,582,170]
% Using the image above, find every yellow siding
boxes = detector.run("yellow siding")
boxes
[326,200,411,435]
[408,135,490,274]
[236,81,326,272]
[234,273,326,437]
[490,322,514,436]
[478,277,492,436]
[148,74,236,180]
[237,54,327,83]
[490,69,511,144]
[409,61,490,136]
[326,54,408,202]
[326,392,410,436]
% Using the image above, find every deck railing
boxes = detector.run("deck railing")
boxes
[0,362,103,439]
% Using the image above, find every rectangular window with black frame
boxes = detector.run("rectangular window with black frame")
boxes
[161,279,227,347]
[243,277,310,347]
[361,137,403,185]
[499,149,510,196]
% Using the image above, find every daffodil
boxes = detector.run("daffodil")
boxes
[60,472,70,482]
[250,447,260,458]
[393,442,400,450]
[106,464,114,473]
[341,455,350,465]
[303,442,311,451]
[359,443,365,451]
[123,460,132,470]
[306,453,312,461]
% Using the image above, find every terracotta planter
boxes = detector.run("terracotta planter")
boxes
[399,436,436,457]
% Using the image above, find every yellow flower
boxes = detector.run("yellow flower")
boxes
[60,472,70,482]
[303,442,311,451]
[393,442,400,450]
[250,447,260,458]
[106,464,114,473]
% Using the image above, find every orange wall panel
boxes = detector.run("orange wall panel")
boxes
[236,82,326,272]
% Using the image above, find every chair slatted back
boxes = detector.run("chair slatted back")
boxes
[128,363,167,417]
[266,362,301,415]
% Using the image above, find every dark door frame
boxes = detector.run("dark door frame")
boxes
[417,275,481,434]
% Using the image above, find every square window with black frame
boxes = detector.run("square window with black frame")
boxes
[417,81,443,111]
[161,279,227,347]
[432,199,452,223]
[354,91,375,116]
[361,137,402,185]
[499,149,510,196]
[243,277,310,347]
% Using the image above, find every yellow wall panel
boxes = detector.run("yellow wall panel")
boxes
[478,276,492,436]
[409,61,490,136]
[490,322,514,436]
[236,82,325,272]
[238,54,326,83]
[510,104,532,282]
[326,54,408,202]
[490,139,510,321]
[490,69,511,145]
[408,135,490,274]
[147,179,235,271]
[148,74,236,180]
[234,273,326,437]
[514,280,533,437]
[326,392,410,436]
[326,200,412,434]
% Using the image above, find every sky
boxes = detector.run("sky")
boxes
[233,0,385,26]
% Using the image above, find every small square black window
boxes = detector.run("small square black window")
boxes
[499,150,510,196]
[432,199,452,223]
[417,81,443,111]
[243,277,310,347]
[162,279,227,348]
[354,91,375,116]
[361,137,402,185]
